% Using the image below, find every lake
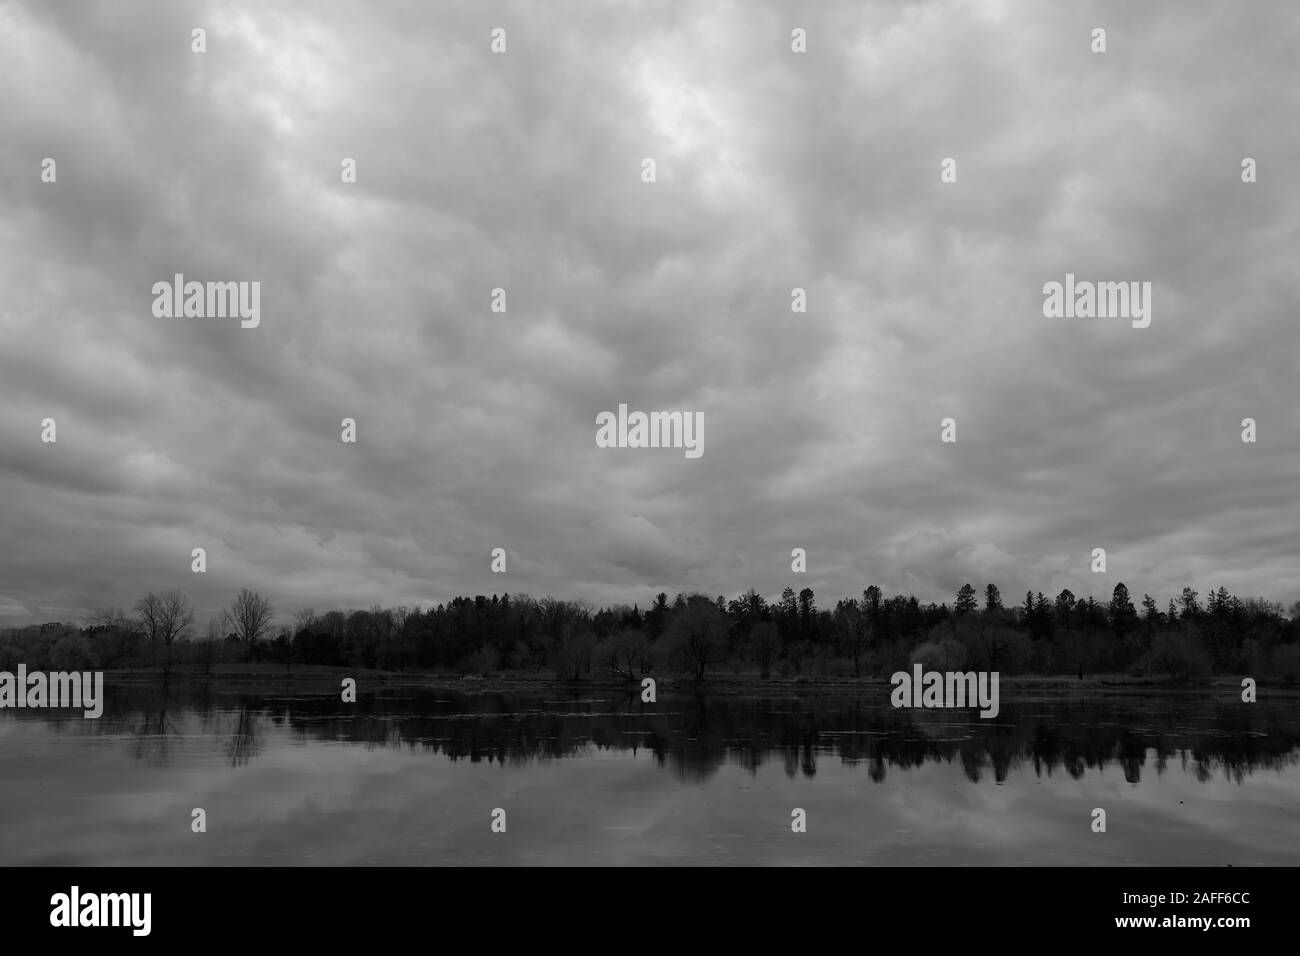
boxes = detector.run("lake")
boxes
[2,681,1297,865]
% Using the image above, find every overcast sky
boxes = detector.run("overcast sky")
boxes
[1,0,1297,629]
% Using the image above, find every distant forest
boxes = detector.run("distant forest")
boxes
[3,582,1299,683]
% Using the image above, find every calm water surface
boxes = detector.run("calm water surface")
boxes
[2,683,1298,865]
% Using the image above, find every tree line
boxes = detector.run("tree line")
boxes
[1,581,1298,683]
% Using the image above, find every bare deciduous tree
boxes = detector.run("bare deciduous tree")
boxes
[748,621,781,679]
[293,607,316,636]
[667,595,731,681]
[159,590,195,646]
[226,588,275,660]
[89,606,128,630]
[136,593,163,645]
[135,590,194,677]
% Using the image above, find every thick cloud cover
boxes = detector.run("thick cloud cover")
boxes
[1,0,1297,627]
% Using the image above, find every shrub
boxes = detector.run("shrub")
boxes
[1271,644,1300,684]
[1151,632,1212,682]
[910,638,966,672]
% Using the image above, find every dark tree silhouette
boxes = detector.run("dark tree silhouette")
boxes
[226,588,275,661]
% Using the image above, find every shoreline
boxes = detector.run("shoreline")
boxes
[87,665,1293,698]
